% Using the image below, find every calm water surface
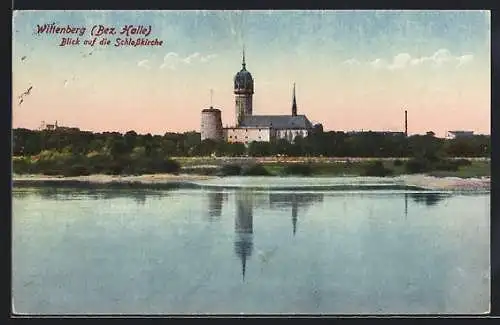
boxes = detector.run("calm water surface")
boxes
[12,184,490,315]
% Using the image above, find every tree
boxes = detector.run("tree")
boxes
[195,139,217,156]
[107,137,130,158]
[248,141,271,157]
[160,139,177,156]
[124,130,138,152]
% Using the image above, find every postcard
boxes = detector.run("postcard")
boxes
[12,10,490,315]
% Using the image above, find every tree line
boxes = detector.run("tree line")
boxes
[13,128,490,158]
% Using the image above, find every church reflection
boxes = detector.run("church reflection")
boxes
[234,191,254,280]
[204,190,324,280]
[268,193,324,236]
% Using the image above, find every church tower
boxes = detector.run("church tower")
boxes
[291,83,297,117]
[234,47,254,126]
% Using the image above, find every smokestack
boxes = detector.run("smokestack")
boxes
[404,110,408,137]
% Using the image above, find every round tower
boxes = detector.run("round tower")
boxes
[201,107,223,141]
[234,48,254,126]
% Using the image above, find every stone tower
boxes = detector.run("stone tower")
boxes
[201,107,223,141]
[234,48,254,126]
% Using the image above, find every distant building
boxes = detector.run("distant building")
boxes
[43,120,80,132]
[346,131,405,136]
[202,49,315,145]
[447,130,474,139]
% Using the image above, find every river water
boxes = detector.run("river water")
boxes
[12,179,490,315]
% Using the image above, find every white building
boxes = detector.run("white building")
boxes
[446,130,474,139]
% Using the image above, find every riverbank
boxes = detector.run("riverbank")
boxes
[12,173,490,192]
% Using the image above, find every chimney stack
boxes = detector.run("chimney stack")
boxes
[404,110,408,137]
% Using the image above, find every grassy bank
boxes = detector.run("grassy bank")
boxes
[179,158,490,178]
[13,152,490,179]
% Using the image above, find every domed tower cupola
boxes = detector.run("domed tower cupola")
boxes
[234,47,254,126]
[234,50,254,93]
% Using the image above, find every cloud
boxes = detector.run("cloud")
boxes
[182,52,200,64]
[137,59,151,70]
[388,53,411,70]
[160,52,218,70]
[370,58,388,69]
[342,58,361,66]
[160,52,180,70]
[200,54,218,63]
[457,54,474,67]
[367,49,474,70]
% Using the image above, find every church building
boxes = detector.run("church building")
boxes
[222,51,314,145]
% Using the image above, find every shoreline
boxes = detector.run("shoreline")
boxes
[12,173,490,192]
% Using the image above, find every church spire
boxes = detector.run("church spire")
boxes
[242,45,246,70]
[292,83,297,116]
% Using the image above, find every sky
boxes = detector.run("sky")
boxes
[12,10,491,136]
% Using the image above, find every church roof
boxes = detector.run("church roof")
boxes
[239,115,313,130]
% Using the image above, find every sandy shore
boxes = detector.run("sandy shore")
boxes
[396,174,490,191]
[12,173,490,191]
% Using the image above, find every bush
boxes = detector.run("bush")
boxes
[434,160,459,172]
[454,158,472,167]
[282,163,312,176]
[157,159,181,174]
[218,164,242,176]
[104,162,124,175]
[362,161,393,177]
[13,158,34,174]
[394,159,403,166]
[405,158,432,174]
[62,164,92,177]
[241,164,271,176]
[41,169,63,176]
[182,167,217,176]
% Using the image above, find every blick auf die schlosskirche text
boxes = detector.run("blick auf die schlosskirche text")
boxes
[36,23,165,47]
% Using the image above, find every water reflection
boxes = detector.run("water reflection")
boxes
[12,186,489,314]
[206,191,225,221]
[11,186,167,203]
[227,191,325,280]
[234,191,254,280]
[405,193,408,217]
[268,193,324,236]
[410,192,449,206]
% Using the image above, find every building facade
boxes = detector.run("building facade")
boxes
[224,127,273,144]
